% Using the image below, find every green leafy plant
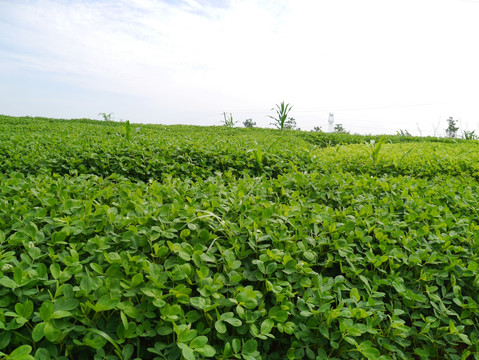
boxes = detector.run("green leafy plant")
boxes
[365,136,386,165]
[221,112,237,127]
[121,120,140,141]
[124,119,132,140]
[268,101,293,130]
[250,143,264,171]
[397,129,412,137]
[98,112,114,121]
[463,130,477,140]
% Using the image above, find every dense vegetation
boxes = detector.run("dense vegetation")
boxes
[0,115,478,360]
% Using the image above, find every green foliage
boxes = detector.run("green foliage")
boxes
[0,115,478,359]
[397,129,412,137]
[283,117,296,130]
[124,120,132,140]
[243,119,256,128]
[121,120,141,141]
[463,130,477,140]
[365,137,386,165]
[98,112,114,122]
[268,101,293,130]
[333,123,348,134]
[222,112,237,127]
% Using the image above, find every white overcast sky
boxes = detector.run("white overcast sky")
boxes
[1,0,479,135]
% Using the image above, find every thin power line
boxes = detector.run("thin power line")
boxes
[229,103,443,114]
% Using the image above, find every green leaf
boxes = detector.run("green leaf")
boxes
[178,343,195,360]
[269,306,288,323]
[318,324,329,339]
[8,345,34,360]
[84,331,107,349]
[350,287,360,302]
[348,327,362,337]
[317,348,328,360]
[28,246,42,260]
[260,319,274,334]
[13,268,23,284]
[0,277,18,288]
[54,297,79,311]
[0,331,11,350]
[32,322,45,342]
[180,229,191,240]
[44,321,61,342]
[303,251,315,261]
[50,310,71,319]
[49,263,61,280]
[283,260,297,274]
[458,333,472,345]
[344,336,358,346]
[131,273,144,287]
[243,339,258,354]
[265,262,277,274]
[96,295,120,311]
[190,297,206,310]
[196,345,216,357]
[87,328,122,354]
[178,329,197,343]
[22,300,34,318]
[295,348,305,359]
[283,321,295,335]
[305,347,315,360]
[122,344,134,360]
[39,301,53,321]
[232,338,241,353]
[358,341,381,360]
[222,315,242,327]
[190,336,208,349]
[157,326,173,335]
[90,263,103,274]
[215,320,226,334]
[33,348,50,360]
[51,231,67,244]
[120,311,128,330]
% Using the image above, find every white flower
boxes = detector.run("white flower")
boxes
[1,264,14,272]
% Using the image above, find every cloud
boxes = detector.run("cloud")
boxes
[1,0,479,132]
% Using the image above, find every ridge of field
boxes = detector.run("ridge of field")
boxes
[0,115,478,360]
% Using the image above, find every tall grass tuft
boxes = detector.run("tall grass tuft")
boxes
[268,101,293,130]
[124,120,132,141]
[366,137,386,165]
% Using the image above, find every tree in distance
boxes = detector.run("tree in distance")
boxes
[445,117,459,138]
[283,117,297,130]
[334,124,348,134]
[243,118,256,128]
